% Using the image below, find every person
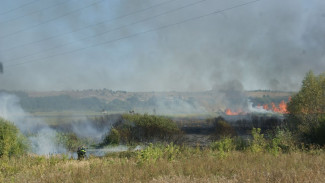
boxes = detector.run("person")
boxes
[77,146,86,160]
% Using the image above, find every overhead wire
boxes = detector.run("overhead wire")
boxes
[0,0,72,25]
[5,0,263,69]
[0,0,39,16]
[6,0,208,63]
[0,0,176,52]
[0,0,104,40]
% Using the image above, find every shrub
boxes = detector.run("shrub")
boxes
[136,143,181,164]
[113,114,182,143]
[0,118,28,158]
[271,127,297,153]
[210,137,235,152]
[102,128,120,145]
[55,132,88,151]
[250,128,266,153]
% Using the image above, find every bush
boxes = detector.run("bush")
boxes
[136,143,181,164]
[113,114,182,143]
[250,128,266,153]
[102,128,120,145]
[55,132,90,151]
[0,118,28,158]
[210,137,235,152]
[269,127,297,153]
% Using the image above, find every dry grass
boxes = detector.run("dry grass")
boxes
[1,149,325,183]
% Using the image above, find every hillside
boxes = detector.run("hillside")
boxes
[1,89,294,114]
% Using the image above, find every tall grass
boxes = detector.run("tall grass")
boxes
[0,145,324,183]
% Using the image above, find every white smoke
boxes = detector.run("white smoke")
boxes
[247,100,273,114]
[0,92,67,155]
[71,119,111,143]
[152,97,206,115]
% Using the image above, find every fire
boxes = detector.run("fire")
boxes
[263,104,269,110]
[260,99,289,114]
[225,108,245,115]
[225,97,290,115]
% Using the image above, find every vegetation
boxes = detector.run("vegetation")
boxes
[0,138,324,182]
[1,71,325,182]
[287,71,325,145]
[0,118,28,158]
[102,128,120,145]
[55,132,95,152]
[108,114,182,144]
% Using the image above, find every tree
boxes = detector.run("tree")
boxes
[287,71,325,144]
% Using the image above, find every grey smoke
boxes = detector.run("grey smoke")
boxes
[0,92,118,153]
[215,80,248,112]
[145,95,206,115]
[0,0,324,92]
[71,119,111,142]
[0,92,67,154]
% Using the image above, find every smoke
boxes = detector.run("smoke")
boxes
[214,80,248,112]
[143,95,206,115]
[0,92,67,154]
[0,0,324,92]
[247,100,273,114]
[70,119,112,142]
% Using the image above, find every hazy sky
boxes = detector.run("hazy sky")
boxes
[0,0,324,92]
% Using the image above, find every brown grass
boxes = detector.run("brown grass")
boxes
[1,150,325,183]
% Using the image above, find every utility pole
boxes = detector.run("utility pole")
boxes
[0,62,3,73]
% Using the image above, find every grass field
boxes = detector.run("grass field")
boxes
[1,146,324,183]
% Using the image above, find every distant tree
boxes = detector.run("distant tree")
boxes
[287,71,325,144]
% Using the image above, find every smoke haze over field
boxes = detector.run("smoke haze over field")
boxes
[0,0,324,92]
[0,92,67,154]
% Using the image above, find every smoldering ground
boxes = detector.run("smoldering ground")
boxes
[0,0,324,92]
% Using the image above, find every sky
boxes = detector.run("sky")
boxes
[0,0,324,92]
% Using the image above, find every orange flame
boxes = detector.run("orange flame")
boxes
[225,97,290,115]
[263,104,269,110]
[259,98,289,114]
[225,108,245,115]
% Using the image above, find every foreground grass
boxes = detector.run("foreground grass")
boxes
[1,149,324,183]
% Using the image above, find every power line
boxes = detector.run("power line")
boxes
[0,0,39,16]
[6,0,263,69]
[0,0,176,52]
[0,0,104,40]
[0,0,71,25]
[6,0,208,63]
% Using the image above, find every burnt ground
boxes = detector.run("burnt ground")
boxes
[43,113,285,147]
[174,114,286,147]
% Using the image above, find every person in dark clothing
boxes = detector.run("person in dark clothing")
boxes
[77,146,86,160]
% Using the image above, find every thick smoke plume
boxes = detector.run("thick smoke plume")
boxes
[0,0,324,92]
